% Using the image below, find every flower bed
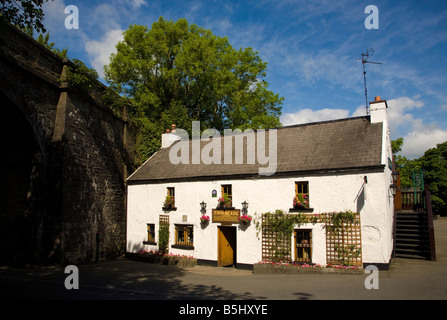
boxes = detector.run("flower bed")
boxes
[253,261,363,275]
[127,250,197,268]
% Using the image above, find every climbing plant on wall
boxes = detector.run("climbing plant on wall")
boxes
[325,210,362,266]
[158,215,170,254]
[259,210,311,262]
[258,210,362,266]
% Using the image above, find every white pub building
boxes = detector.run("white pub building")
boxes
[126,97,395,269]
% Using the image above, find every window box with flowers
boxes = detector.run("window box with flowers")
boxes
[290,194,314,212]
[162,195,177,211]
[217,194,234,210]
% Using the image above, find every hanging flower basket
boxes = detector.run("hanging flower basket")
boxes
[239,214,252,225]
[200,214,210,224]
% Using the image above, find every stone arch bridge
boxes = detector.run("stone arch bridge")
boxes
[0,23,138,265]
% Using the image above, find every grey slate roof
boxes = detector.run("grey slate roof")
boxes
[127,116,383,183]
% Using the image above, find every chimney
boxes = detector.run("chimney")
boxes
[369,96,388,124]
[161,124,181,148]
[370,96,392,167]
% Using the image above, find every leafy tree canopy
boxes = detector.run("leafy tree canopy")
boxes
[419,141,447,214]
[0,0,51,33]
[393,138,447,215]
[393,138,421,189]
[105,17,284,160]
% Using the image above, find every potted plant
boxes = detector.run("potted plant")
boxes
[200,214,210,224]
[239,214,252,225]
[293,194,309,209]
[223,194,232,208]
[217,194,232,209]
[217,197,225,209]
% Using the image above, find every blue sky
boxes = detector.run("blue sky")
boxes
[41,0,447,159]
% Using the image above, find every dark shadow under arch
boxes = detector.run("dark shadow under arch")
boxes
[0,91,51,264]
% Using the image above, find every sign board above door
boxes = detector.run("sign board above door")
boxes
[212,209,240,224]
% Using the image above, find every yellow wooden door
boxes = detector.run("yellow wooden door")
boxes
[218,227,235,267]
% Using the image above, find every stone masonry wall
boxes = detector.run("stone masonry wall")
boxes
[61,87,133,264]
[0,22,137,265]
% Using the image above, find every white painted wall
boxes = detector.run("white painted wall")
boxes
[126,167,394,266]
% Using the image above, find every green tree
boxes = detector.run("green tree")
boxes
[391,137,403,155]
[0,0,51,33]
[392,138,421,188]
[393,138,447,215]
[37,32,68,58]
[419,141,447,215]
[105,17,283,161]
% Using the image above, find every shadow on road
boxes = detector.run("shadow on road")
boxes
[0,258,266,300]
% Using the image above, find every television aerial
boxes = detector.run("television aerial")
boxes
[357,49,382,114]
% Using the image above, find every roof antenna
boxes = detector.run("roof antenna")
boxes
[357,49,382,114]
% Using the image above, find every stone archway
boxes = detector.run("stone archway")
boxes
[0,92,48,264]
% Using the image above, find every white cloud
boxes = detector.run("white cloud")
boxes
[42,0,68,31]
[281,96,447,159]
[402,126,447,159]
[84,29,124,78]
[387,97,424,129]
[352,105,366,117]
[89,3,122,33]
[130,0,148,9]
[387,97,447,159]
[281,108,350,126]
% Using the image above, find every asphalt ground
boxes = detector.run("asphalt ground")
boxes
[0,218,446,316]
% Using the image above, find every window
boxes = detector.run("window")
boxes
[147,224,155,243]
[294,181,310,209]
[221,184,232,200]
[167,187,175,198]
[219,184,233,208]
[163,187,176,211]
[294,229,312,263]
[174,224,194,249]
[167,187,175,206]
[143,223,156,245]
[295,181,308,198]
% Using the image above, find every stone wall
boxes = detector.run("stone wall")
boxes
[60,84,135,264]
[0,22,138,265]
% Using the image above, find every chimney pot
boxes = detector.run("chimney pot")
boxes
[161,124,181,148]
[370,96,388,124]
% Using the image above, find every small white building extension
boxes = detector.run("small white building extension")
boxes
[126,97,395,269]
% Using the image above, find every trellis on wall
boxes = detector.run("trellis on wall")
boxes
[260,211,362,266]
[261,214,292,262]
[159,214,169,226]
[325,212,362,266]
[159,214,170,254]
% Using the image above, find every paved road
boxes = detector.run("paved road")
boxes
[1,218,446,304]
